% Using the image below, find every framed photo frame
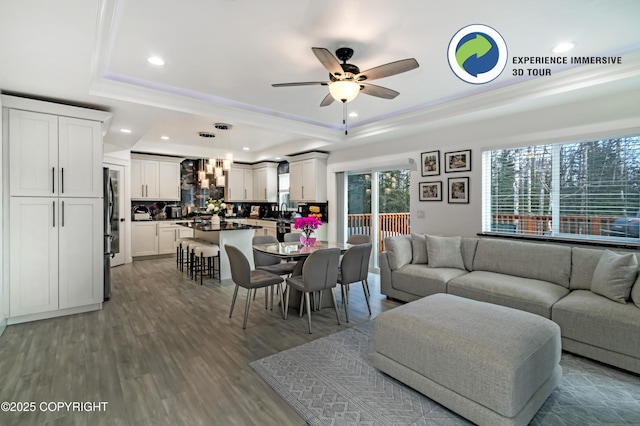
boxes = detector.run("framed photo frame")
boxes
[420,150,440,176]
[448,177,469,204]
[444,149,472,173]
[419,181,442,201]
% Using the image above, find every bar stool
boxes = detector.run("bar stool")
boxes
[192,243,221,285]
[182,238,203,274]
[176,237,197,271]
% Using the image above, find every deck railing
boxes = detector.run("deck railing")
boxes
[491,214,619,236]
[347,213,410,251]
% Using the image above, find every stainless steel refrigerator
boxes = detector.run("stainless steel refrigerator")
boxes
[103,167,113,301]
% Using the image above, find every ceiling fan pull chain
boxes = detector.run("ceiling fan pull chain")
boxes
[343,101,348,135]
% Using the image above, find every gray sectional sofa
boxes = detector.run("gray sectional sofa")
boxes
[380,234,640,375]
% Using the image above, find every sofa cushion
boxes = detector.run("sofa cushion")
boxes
[447,271,570,318]
[426,235,465,269]
[552,290,640,359]
[385,235,412,270]
[410,233,428,264]
[472,239,571,288]
[591,250,638,304]
[392,264,467,298]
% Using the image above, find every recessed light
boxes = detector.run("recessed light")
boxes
[148,56,165,66]
[275,157,282,160]
[242,147,250,151]
[120,128,132,133]
[349,111,359,118]
[553,42,575,53]
[161,135,169,140]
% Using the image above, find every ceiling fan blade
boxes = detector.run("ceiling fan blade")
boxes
[359,83,399,99]
[312,47,344,76]
[320,93,335,107]
[272,81,328,87]
[357,58,419,81]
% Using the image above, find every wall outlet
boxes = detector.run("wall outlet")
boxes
[417,210,425,219]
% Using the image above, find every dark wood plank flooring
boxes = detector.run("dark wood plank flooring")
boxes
[0,256,399,425]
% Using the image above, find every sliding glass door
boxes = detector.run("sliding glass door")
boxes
[346,169,410,267]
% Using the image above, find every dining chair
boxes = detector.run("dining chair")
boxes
[225,244,285,329]
[284,248,341,334]
[337,243,373,322]
[252,235,297,310]
[284,232,302,242]
[347,234,371,245]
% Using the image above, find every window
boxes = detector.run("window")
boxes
[482,135,640,243]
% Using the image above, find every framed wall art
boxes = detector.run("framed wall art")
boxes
[448,177,469,204]
[419,181,442,201]
[444,149,471,173]
[420,150,440,176]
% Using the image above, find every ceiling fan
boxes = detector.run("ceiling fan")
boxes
[272,47,419,106]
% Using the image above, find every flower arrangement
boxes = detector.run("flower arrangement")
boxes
[294,216,323,246]
[206,198,226,216]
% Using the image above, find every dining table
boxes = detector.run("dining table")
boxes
[252,241,352,312]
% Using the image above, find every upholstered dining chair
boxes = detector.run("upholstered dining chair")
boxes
[252,235,296,310]
[346,234,371,245]
[284,248,341,334]
[284,232,303,242]
[337,243,373,322]
[225,244,285,329]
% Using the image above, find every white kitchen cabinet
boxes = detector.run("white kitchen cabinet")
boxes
[9,197,102,317]
[159,161,181,200]
[3,95,110,325]
[253,163,278,202]
[288,152,328,202]
[131,221,158,256]
[9,109,102,198]
[226,166,254,201]
[131,159,159,199]
[158,221,194,254]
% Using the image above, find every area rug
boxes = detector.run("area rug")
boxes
[250,323,640,425]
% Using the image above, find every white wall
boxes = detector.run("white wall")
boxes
[327,89,640,240]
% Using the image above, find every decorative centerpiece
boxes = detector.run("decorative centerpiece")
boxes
[294,216,322,246]
[206,198,226,226]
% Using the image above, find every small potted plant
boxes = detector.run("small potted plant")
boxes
[294,216,323,246]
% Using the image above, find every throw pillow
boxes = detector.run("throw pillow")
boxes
[591,250,638,304]
[411,233,428,264]
[426,235,465,269]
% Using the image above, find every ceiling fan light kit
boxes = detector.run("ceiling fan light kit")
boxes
[329,80,360,102]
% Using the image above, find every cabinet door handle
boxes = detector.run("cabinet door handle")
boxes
[244,189,247,199]
[264,188,267,199]
[62,201,65,227]
[302,185,304,199]
[61,168,64,194]
[53,201,55,227]
[52,167,55,193]
[141,184,144,197]
[146,184,148,197]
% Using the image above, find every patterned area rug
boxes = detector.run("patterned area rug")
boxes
[250,323,640,425]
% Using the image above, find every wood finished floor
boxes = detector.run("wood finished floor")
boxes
[0,256,400,426]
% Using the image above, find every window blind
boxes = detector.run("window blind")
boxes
[482,135,640,242]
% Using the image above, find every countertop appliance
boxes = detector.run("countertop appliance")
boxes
[165,205,182,219]
[103,167,113,301]
[132,205,151,221]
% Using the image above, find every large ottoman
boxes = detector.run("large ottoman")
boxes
[373,294,561,426]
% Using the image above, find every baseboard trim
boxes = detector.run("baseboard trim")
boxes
[7,303,102,325]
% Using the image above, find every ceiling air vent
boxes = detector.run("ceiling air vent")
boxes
[198,132,216,138]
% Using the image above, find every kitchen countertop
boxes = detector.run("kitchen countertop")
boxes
[178,221,262,232]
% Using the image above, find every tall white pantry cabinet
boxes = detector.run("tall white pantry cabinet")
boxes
[2,95,112,324]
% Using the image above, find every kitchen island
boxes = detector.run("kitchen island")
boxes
[180,221,262,280]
